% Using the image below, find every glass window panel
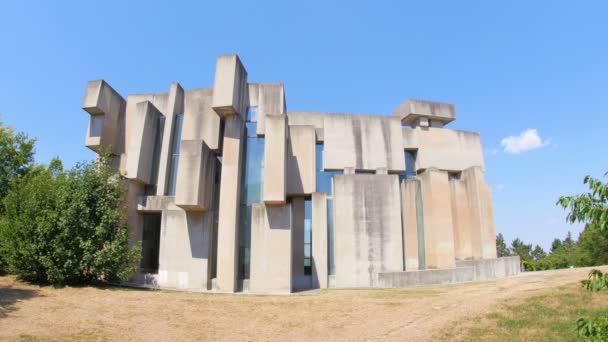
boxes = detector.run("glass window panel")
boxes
[327,198,335,275]
[238,108,265,279]
[246,106,258,122]
[89,115,104,137]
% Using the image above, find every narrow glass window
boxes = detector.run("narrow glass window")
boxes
[238,106,264,279]
[165,114,183,196]
[400,150,417,181]
[327,198,335,275]
[89,115,104,137]
[145,116,165,195]
[304,199,312,275]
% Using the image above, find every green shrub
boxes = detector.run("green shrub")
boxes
[577,316,608,340]
[0,152,140,285]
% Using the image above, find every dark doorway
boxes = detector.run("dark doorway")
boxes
[140,213,161,273]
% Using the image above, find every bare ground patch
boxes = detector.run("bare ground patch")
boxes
[1,266,606,341]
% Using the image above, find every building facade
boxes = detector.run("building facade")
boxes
[81,55,519,294]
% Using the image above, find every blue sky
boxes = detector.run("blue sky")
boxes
[0,1,606,250]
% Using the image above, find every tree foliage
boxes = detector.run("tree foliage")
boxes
[0,151,140,285]
[0,121,35,208]
[557,172,608,232]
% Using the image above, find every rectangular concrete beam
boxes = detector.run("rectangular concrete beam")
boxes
[156,83,184,196]
[183,88,222,151]
[333,174,403,287]
[311,192,328,289]
[323,114,405,172]
[418,169,456,269]
[256,84,286,136]
[212,55,248,118]
[125,101,162,184]
[462,166,497,259]
[215,115,245,292]
[82,80,126,154]
[401,179,420,270]
[287,125,316,196]
[393,99,456,126]
[175,140,216,211]
[401,127,485,173]
[450,178,474,260]
[249,203,292,294]
[263,115,287,204]
[157,210,214,290]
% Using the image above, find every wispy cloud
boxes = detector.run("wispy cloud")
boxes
[501,129,550,154]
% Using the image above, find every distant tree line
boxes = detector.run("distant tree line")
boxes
[496,228,608,271]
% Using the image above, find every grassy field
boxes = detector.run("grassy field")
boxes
[1,266,607,341]
[443,281,608,341]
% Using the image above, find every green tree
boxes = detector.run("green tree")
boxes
[550,238,563,253]
[496,233,510,257]
[557,172,608,232]
[510,238,532,262]
[0,121,35,208]
[531,245,547,261]
[0,152,140,285]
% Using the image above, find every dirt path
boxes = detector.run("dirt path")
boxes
[0,266,604,341]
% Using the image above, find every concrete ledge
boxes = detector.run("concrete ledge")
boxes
[378,256,520,288]
[456,256,521,280]
[378,267,475,288]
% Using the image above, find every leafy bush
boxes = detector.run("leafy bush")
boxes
[577,316,608,340]
[0,152,140,285]
[576,269,608,339]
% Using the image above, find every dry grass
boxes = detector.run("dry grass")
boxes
[1,266,606,341]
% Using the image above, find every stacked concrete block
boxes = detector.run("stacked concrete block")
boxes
[216,115,245,292]
[184,88,222,151]
[333,174,403,287]
[256,84,286,135]
[125,101,162,184]
[418,168,456,269]
[286,125,316,196]
[462,166,497,259]
[323,114,405,172]
[401,127,484,172]
[82,80,126,154]
[158,209,214,290]
[156,83,184,196]
[263,115,287,204]
[175,141,216,211]
[311,192,328,289]
[450,177,475,260]
[401,178,421,270]
[212,55,248,118]
[393,99,456,127]
[249,203,292,294]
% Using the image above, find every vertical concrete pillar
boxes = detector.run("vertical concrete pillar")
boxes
[249,203,292,294]
[125,101,162,184]
[263,115,286,204]
[311,192,328,289]
[216,115,245,292]
[462,167,497,260]
[156,83,184,196]
[126,181,145,248]
[158,209,214,290]
[291,198,305,280]
[418,169,456,269]
[450,179,473,260]
[401,179,419,270]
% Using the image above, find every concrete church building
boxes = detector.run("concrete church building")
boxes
[81,54,519,294]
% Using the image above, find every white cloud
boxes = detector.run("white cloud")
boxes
[501,129,550,154]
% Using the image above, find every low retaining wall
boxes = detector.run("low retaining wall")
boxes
[377,256,521,288]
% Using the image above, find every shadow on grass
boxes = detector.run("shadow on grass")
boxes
[0,286,39,318]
